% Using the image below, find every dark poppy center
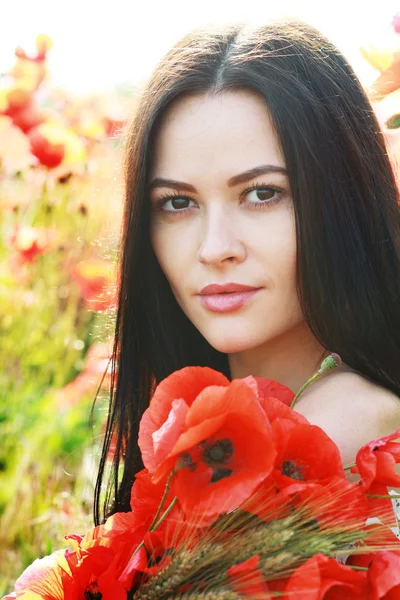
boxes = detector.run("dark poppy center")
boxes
[203,438,234,466]
[282,460,304,480]
[210,466,233,483]
[84,581,102,600]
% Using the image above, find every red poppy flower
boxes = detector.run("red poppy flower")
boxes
[261,395,309,426]
[367,551,400,598]
[244,374,306,425]
[245,374,295,407]
[269,421,370,527]
[351,428,400,526]
[4,525,147,600]
[347,526,400,597]
[138,367,295,477]
[2,549,70,600]
[138,366,230,474]
[271,420,345,489]
[65,545,131,600]
[243,420,365,526]
[65,520,149,591]
[79,512,176,585]
[284,553,370,599]
[353,428,400,490]
[153,379,277,525]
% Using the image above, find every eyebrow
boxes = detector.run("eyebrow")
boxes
[148,164,288,192]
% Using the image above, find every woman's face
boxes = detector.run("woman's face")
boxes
[149,90,304,355]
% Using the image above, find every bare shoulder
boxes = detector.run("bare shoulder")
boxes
[294,367,400,465]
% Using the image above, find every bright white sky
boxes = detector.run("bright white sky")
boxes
[0,0,399,93]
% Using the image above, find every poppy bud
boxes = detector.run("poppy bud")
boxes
[320,353,342,372]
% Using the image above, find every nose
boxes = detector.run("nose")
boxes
[197,205,246,267]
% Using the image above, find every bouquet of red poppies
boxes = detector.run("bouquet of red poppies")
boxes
[4,357,400,599]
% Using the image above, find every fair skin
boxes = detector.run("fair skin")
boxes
[149,89,400,466]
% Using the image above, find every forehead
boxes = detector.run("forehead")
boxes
[150,90,285,179]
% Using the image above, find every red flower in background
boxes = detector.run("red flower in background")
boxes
[71,258,117,312]
[8,223,57,264]
[11,34,52,91]
[56,338,114,411]
[27,122,87,170]
[0,33,53,134]
[2,88,47,133]
[28,123,65,167]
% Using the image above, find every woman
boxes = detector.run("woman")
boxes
[94,18,400,526]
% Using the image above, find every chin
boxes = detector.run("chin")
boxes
[204,332,261,355]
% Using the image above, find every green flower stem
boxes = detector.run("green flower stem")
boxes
[348,565,368,571]
[343,463,356,471]
[152,496,178,530]
[129,496,178,562]
[290,353,342,409]
[367,493,400,499]
[149,471,174,531]
[130,539,145,561]
[129,471,177,563]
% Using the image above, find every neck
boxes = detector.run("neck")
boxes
[228,321,328,394]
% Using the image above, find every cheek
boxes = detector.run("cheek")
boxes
[257,217,300,318]
[255,212,297,285]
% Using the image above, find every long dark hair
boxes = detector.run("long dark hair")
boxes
[93,18,400,525]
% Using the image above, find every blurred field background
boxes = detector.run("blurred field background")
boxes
[2,0,400,593]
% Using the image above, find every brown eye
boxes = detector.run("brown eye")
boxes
[171,198,190,210]
[154,193,197,214]
[255,189,275,201]
[243,184,285,208]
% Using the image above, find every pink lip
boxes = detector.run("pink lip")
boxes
[198,283,261,313]
[199,283,259,295]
